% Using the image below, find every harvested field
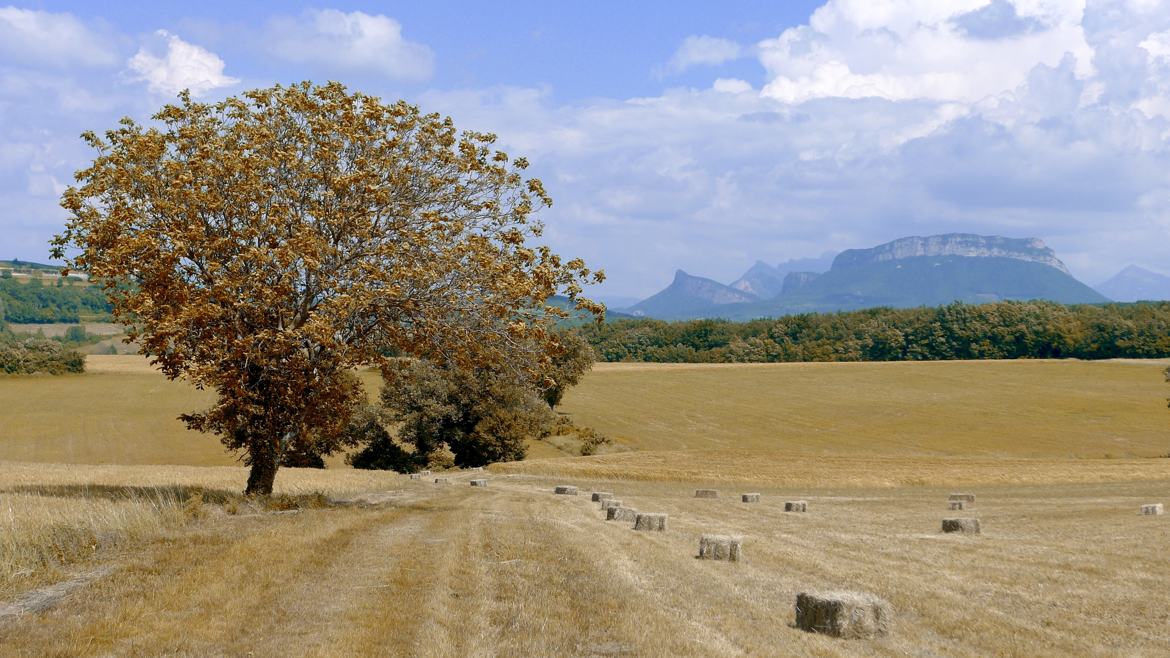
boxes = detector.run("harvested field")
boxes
[2,358,1169,654]
[1,469,1168,656]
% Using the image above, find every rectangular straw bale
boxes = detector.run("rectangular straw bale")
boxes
[784,501,808,512]
[698,534,743,562]
[694,489,719,499]
[795,591,892,639]
[470,479,488,487]
[554,485,578,495]
[634,513,667,531]
[601,499,623,510]
[948,501,965,511]
[941,518,980,534]
[433,478,449,485]
[591,492,614,502]
[948,493,976,503]
[409,474,422,480]
[741,493,761,503]
[606,506,638,522]
[1140,503,1163,515]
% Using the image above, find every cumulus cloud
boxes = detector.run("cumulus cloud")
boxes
[758,0,1091,103]
[0,6,117,68]
[126,30,238,97]
[265,10,433,81]
[663,35,744,75]
[418,2,1170,296]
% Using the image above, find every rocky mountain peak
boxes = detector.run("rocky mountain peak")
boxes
[831,234,1071,275]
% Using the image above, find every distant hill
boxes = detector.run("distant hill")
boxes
[626,234,1107,320]
[1095,265,1170,302]
[775,255,1106,312]
[627,270,757,319]
[0,259,60,272]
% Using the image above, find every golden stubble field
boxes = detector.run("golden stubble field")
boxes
[2,356,1170,656]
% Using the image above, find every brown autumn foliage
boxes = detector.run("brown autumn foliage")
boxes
[52,81,602,495]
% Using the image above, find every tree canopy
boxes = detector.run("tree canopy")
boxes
[52,81,602,494]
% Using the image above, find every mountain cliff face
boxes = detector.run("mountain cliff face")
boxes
[832,234,1071,275]
[1095,265,1170,302]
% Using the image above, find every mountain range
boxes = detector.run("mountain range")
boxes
[624,234,1122,321]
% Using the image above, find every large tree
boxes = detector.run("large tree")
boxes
[52,81,602,494]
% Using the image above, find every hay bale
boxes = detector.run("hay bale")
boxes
[698,534,743,562]
[1140,503,1164,515]
[554,485,578,495]
[591,492,614,502]
[948,501,965,511]
[941,518,980,534]
[794,591,893,639]
[434,477,449,485]
[741,493,761,503]
[634,513,668,532]
[606,506,638,522]
[601,499,623,510]
[470,479,488,487]
[948,493,976,503]
[420,470,432,476]
[784,501,808,513]
[409,474,422,480]
[694,489,719,499]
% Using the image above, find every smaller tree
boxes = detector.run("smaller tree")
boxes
[541,330,595,408]
[349,359,552,470]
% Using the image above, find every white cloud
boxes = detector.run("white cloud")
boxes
[0,6,117,68]
[712,78,753,94]
[664,35,744,74]
[265,10,433,81]
[758,0,1092,103]
[126,30,238,97]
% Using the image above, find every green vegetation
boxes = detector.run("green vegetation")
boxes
[349,360,554,471]
[578,300,1170,362]
[0,332,86,374]
[0,277,113,323]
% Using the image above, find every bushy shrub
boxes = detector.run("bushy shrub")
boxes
[0,336,85,374]
[348,360,553,471]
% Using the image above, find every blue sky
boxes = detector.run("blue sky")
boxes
[3,1,1170,301]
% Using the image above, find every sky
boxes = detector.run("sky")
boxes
[3,0,1170,302]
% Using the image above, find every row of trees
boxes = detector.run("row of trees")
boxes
[0,278,113,323]
[578,301,1170,363]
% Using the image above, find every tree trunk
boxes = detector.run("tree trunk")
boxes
[245,450,279,496]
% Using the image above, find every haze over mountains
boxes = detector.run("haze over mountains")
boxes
[624,234,1121,321]
[1094,266,1170,303]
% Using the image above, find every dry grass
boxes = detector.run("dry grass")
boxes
[561,359,1170,458]
[2,474,1168,656]
[2,357,1170,654]
[3,357,1168,470]
[0,461,404,601]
